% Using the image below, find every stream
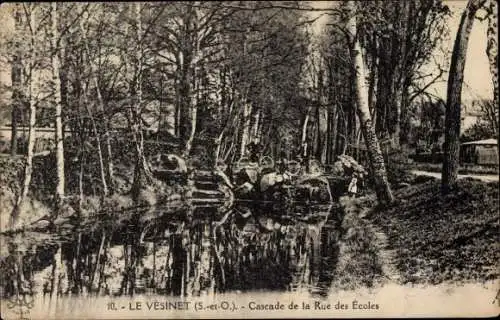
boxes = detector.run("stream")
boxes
[0,201,343,301]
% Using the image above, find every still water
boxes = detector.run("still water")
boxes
[0,202,342,301]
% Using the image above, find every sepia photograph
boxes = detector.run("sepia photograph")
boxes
[0,1,498,319]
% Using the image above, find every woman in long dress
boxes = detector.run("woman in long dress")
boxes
[348,173,358,198]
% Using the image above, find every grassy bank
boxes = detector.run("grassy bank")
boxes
[367,177,499,285]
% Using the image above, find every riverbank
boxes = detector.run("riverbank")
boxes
[360,177,499,285]
[0,156,187,233]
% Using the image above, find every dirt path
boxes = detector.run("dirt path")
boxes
[333,197,400,289]
[356,199,401,284]
[411,170,499,182]
[364,221,401,283]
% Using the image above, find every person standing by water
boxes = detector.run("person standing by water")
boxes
[348,172,358,198]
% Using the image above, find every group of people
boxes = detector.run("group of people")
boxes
[240,140,364,199]
[148,142,363,202]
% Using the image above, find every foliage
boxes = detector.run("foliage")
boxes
[0,158,51,231]
[461,100,498,142]
[411,98,446,152]
[385,150,416,187]
[356,0,451,143]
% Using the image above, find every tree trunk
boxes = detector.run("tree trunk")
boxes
[392,86,403,148]
[215,100,236,162]
[78,149,85,215]
[50,246,62,299]
[83,88,108,196]
[214,135,223,163]
[400,88,412,145]
[327,65,338,162]
[368,36,378,117]
[178,8,194,150]
[10,109,19,156]
[179,67,192,149]
[348,77,357,155]
[19,47,35,198]
[326,109,332,163]
[391,1,410,149]
[130,2,153,198]
[174,77,181,137]
[374,58,389,136]
[10,5,24,157]
[315,102,323,160]
[331,110,338,162]
[321,110,329,163]
[78,11,108,197]
[52,2,65,205]
[90,230,106,291]
[239,102,252,159]
[14,6,36,220]
[79,15,114,194]
[318,70,328,162]
[355,127,362,161]
[301,106,312,158]
[442,0,483,191]
[9,6,25,157]
[347,0,394,205]
[485,0,498,146]
[184,29,201,157]
[251,108,261,143]
[184,70,198,157]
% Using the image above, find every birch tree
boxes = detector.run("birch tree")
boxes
[18,6,35,195]
[347,0,394,204]
[10,4,23,157]
[129,2,154,198]
[51,2,65,205]
[239,102,252,159]
[13,4,36,219]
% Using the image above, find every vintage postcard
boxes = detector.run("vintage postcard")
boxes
[0,1,498,319]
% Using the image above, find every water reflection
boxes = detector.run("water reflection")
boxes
[0,203,342,300]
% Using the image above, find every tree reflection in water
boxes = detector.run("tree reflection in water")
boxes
[0,203,341,300]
